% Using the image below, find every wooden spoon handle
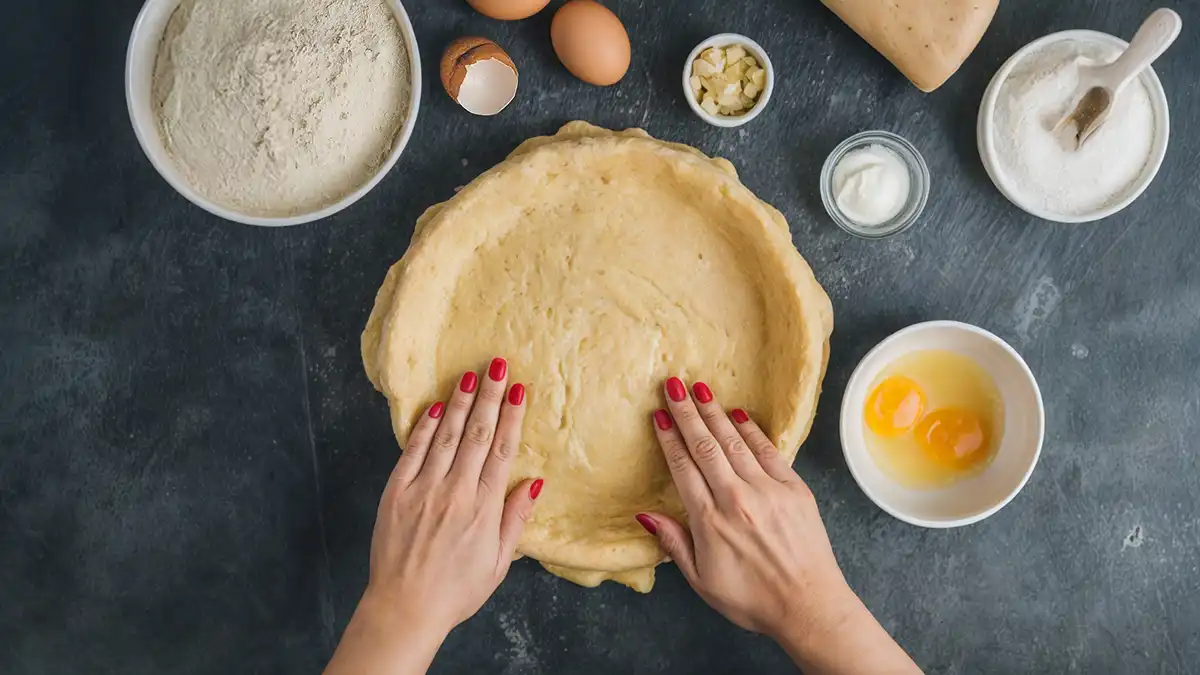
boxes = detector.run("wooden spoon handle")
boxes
[1108,8,1182,96]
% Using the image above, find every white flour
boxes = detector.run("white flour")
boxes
[153,0,410,217]
[993,39,1155,216]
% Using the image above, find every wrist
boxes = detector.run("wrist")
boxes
[769,579,919,674]
[359,586,453,645]
[325,590,448,675]
[768,576,863,652]
[357,589,448,661]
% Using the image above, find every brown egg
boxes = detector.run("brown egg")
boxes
[467,0,551,21]
[550,0,631,86]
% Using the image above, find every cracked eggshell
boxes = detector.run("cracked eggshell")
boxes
[440,37,519,116]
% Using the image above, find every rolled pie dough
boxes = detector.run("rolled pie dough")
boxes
[362,122,833,592]
[821,0,998,92]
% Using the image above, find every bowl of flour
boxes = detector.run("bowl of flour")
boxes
[126,0,421,226]
[977,30,1170,223]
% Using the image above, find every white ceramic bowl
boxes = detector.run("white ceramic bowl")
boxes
[682,34,774,128]
[840,321,1045,528]
[977,29,1169,224]
[125,0,422,227]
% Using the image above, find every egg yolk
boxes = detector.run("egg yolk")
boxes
[915,409,988,467]
[864,376,926,437]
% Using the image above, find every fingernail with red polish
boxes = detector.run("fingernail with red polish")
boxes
[460,371,478,393]
[429,402,445,419]
[635,513,658,535]
[508,383,525,406]
[692,381,713,404]
[489,357,507,382]
[653,409,673,431]
[665,377,687,402]
[530,478,544,500]
[732,408,750,424]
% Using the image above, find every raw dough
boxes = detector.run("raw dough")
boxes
[363,122,832,592]
[821,0,997,92]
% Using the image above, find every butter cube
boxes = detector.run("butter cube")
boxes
[693,58,720,78]
[724,61,748,81]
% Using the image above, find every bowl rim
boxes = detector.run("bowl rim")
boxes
[976,29,1170,224]
[819,129,931,239]
[682,33,774,129]
[839,320,1046,528]
[124,0,423,227]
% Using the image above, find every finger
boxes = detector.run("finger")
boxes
[480,382,528,501]
[730,408,799,484]
[497,477,543,575]
[419,370,480,480]
[690,381,768,483]
[450,357,509,483]
[664,377,740,496]
[651,408,713,510]
[392,402,446,486]
[636,512,698,583]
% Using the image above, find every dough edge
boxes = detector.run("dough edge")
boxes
[362,122,833,592]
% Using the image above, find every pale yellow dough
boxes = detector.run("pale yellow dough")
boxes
[363,122,832,592]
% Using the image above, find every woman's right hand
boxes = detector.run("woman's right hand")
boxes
[638,377,921,675]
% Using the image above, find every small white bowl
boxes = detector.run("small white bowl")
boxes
[682,34,774,128]
[125,0,422,227]
[977,29,1169,224]
[840,321,1045,528]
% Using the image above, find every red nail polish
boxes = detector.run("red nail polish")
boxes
[635,514,658,535]
[530,478,544,500]
[692,381,713,404]
[732,408,749,424]
[460,371,478,393]
[429,402,445,419]
[653,409,673,431]
[489,357,507,382]
[665,377,687,402]
[508,383,525,406]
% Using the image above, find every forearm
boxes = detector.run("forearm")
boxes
[324,591,445,675]
[772,583,921,675]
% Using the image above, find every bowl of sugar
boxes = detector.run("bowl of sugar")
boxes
[126,0,422,226]
[977,30,1169,224]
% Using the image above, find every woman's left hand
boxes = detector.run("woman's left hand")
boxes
[325,357,541,675]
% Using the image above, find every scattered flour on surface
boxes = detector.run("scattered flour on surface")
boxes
[1123,525,1145,550]
[152,0,411,217]
[497,611,541,674]
[1012,275,1062,344]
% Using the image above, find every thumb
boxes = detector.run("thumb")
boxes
[498,478,543,570]
[636,512,698,583]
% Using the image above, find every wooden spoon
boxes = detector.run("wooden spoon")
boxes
[1057,8,1181,149]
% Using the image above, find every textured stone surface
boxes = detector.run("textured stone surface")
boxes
[3,0,1198,673]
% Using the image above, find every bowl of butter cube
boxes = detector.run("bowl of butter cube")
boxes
[683,34,774,128]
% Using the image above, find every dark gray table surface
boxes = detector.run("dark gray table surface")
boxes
[3,0,1198,673]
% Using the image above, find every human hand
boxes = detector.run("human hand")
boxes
[326,358,541,675]
[636,377,846,638]
[368,358,540,634]
[638,378,920,674]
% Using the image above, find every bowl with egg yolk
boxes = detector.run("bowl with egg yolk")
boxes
[841,321,1044,528]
